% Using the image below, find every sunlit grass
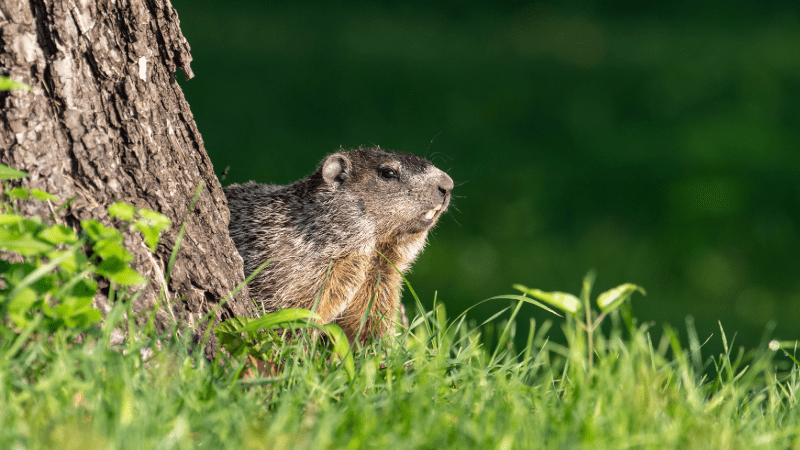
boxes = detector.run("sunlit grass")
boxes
[0,174,796,448]
[2,291,798,449]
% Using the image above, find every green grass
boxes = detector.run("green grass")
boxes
[0,175,797,448]
[0,163,797,449]
[2,294,799,449]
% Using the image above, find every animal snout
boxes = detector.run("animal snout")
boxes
[437,173,454,198]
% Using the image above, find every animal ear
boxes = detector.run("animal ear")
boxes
[322,153,352,189]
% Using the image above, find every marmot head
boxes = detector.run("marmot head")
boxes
[317,147,453,240]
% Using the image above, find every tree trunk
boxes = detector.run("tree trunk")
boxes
[0,0,251,345]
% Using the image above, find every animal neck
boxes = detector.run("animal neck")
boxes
[375,230,429,274]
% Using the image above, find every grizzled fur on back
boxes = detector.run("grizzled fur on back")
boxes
[225,147,453,343]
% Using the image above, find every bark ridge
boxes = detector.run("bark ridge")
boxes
[0,0,251,334]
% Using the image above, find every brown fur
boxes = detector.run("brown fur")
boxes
[224,147,453,343]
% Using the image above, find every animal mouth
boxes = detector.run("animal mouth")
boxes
[423,203,443,220]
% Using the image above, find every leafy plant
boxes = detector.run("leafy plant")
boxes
[514,271,645,369]
[0,164,170,334]
[215,308,355,382]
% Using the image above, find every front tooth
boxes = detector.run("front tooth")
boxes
[424,210,435,220]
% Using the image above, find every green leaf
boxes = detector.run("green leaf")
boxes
[6,248,78,303]
[322,322,356,380]
[7,287,38,314]
[134,209,171,251]
[51,290,99,328]
[50,302,76,320]
[96,257,147,285]
[69,308,102,328]
[0,233,54,256]
[0,164,28,179]
[137,209,171,229]
[8,187,30,200]
[72,277,98,298]
[0,76,33,92]
[53,277,97,309]
[214,316,274,357]
[66,293,95,310]
[38,224,79,244]
[136,225,160,252]
[108,266,147,286]
[513,284,582,315]
[215,317,252,356]
[30,189,57,202]
[16,216,42,231]
[235,308,325,332]
[597,283,646,313]
[215,316,257,336]
[108,202,136,221]
[5,262,35,283]
[46,247,87,272]
[7,287,38,328]
[0,213,22,225]
[81,219,122,242]
[483,294,560,317]
[93,240,134,262]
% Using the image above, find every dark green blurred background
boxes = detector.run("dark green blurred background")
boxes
[171,0,800,349]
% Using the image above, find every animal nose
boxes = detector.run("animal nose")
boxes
[438,173,454,198]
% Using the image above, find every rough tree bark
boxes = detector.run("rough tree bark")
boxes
[0,0,251,346]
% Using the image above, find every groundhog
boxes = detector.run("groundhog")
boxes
[224,147,453,343]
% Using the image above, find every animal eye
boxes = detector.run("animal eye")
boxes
[379,168,398,180]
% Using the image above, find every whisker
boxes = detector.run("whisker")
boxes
[446,210,463,227]
[426,133,444,157]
